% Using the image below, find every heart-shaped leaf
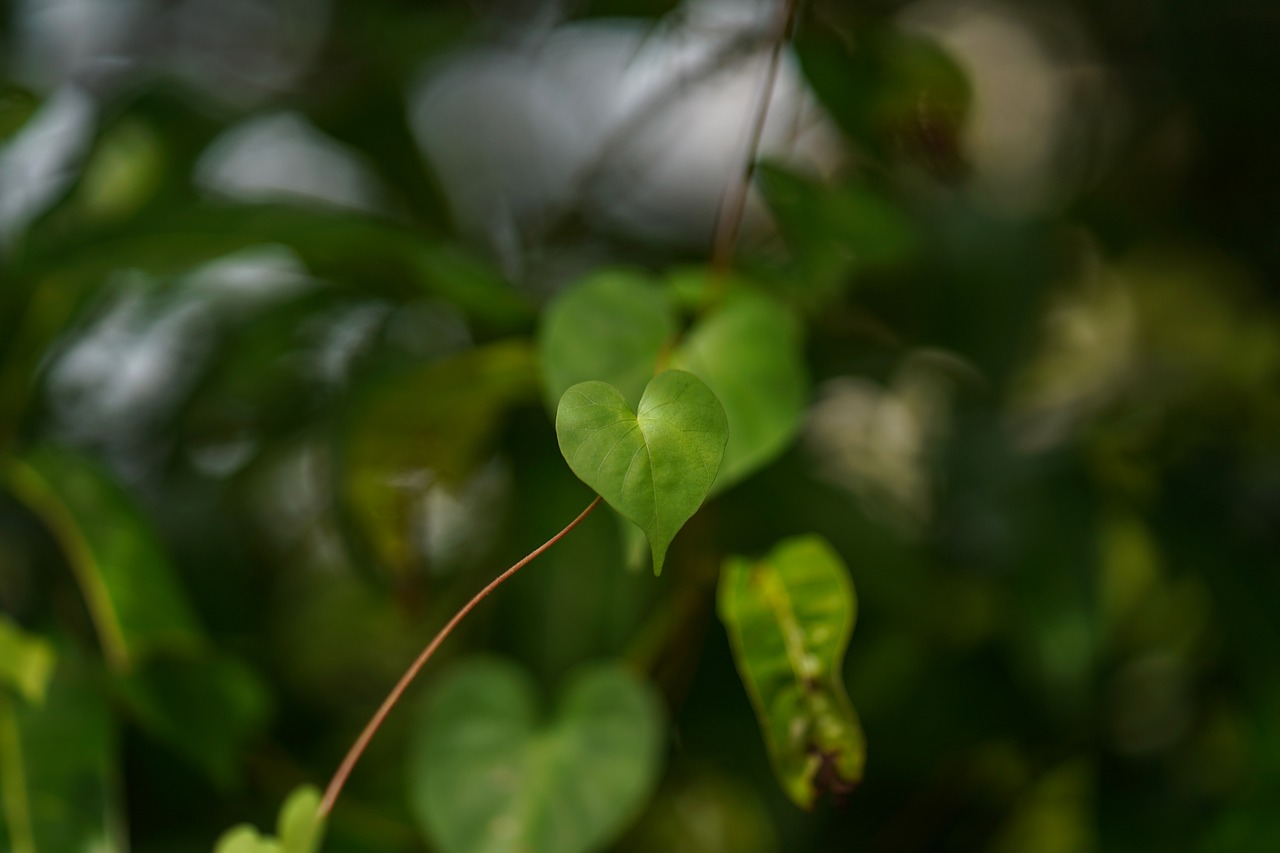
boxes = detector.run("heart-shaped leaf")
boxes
[556,370,727,575]
[538,273,807,506]
[408,659,664,853]
[718,535,865,809]
[669,289,807,494]
[539,269,675,411]
[214,785,324,853]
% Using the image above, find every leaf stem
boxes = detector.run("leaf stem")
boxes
[709,0,802,279]
[0,698,36,853]
[318,496,603,818]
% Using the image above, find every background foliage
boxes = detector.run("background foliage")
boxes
[2,0,1279,850]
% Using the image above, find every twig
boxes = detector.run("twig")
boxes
[535,24,772,247]
[709,0,802,277]
[318,496,603,817]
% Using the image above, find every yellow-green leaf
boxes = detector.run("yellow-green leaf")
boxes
[556,371,727,575]
[718,535,865,808]
[5,447,202,671]
[0,619,55,705]
[214,785,324,853]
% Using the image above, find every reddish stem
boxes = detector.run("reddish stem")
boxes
[318,496,603,818]
[709,0,801,278]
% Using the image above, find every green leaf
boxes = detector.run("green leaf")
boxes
[0,619,55,706]
[0,85,38,143]
[5,447,203,671]
[408,659,664,853]
[755,164,918,299]
[214,825,278,853]
[1,452,266,785]
[670,289,807,493]
[410,244,533,330]
[214,785,324,853]
[616,766,779,853]
[342,340,539,578]
[556,370,727,575]
[114,653,270,787]
[276,786,325,853]
[0,647,122,853]
[538,272,809,509]
[796,28,969,176]
[717,535,865,809]
[0,206,531,441]
[539,269,676,411]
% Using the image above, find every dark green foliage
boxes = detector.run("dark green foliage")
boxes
[1,1,1279,851]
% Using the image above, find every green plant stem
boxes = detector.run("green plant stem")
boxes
[318,496,603,818]
[0,698,35,853]
[5,462,129,671]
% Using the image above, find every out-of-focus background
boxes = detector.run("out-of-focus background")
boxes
[2,0,1279,850]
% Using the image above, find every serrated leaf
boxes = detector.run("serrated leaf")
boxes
[670,289,807,493]
[556,370,726,575]
[539,269,676,411]
[408,659,664,853]
[0,618,55,705]
[718,535,865,809]
[5,447,202,671]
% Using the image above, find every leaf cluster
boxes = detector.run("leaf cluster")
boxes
[1,1,1279,852]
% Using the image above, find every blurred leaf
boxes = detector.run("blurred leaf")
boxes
[410,244,533,329]
[991,761,1096,853]
[0,647,122,853]
[0,618,55,705]
[0,84,38,143]
[1127,251,1280,415]
[539,269,676,411]
[754,165,918,299]
[5,447,203,670]
[796,28,969,176]
[5,206,529,411]
[408,659,664,853]
[275,786,325,853]
[718,535,865,809]
[670,288,808,493]
[76,120,166,223]
[556,371,727,575]
[342,340,538,578]
[215,785,325,853]
[617,765,779,853]
[215,826,275,853]
[114,653,270,787]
